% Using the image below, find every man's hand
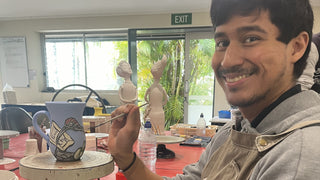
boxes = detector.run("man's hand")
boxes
[108,104,141,169]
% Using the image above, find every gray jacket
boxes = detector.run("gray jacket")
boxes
[164,90,320,180]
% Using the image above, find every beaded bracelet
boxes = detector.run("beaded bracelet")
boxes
[119,152,136,173]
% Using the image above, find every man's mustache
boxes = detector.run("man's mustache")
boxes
[217,65,258,77]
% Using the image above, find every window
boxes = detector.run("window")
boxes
[41,31,128,90]
[41,27,218,125]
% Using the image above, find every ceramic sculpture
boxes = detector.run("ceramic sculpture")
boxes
[144,56,168,135]
[116,61,138,104]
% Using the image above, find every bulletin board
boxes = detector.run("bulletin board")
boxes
[0,37,30,87]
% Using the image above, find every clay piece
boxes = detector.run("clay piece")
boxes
[116,61,138,105]
[144,56,168,135]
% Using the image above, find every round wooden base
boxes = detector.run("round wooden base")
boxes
[20,151,114,180]
[0,170,18,180]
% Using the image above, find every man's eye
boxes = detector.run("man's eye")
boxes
[244,36,259,43]
[215,40,229,50]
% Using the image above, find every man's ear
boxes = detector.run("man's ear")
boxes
[290,31,309,63]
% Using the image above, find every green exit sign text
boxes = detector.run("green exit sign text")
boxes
[171,13,192,25]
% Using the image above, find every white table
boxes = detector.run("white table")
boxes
[0,130,19,165]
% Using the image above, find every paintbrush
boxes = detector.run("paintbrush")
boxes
[89,102,148,129]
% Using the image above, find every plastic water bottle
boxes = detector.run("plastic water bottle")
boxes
[138,119,157,173]
[196,113,206,136]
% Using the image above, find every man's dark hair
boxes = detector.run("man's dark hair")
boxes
[312,33,320,70]
[210,0,314,79]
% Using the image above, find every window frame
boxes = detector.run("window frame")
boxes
[40,30,128,91]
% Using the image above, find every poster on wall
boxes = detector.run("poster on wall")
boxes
[0,36,30,87]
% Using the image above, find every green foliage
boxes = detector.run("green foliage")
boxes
[115,41,129,61]
[114,36,215,129]
[136,40,185,129]
[164,94,184,129]
[189,39,215,97]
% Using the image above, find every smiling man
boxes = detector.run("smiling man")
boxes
[108,0,320,179]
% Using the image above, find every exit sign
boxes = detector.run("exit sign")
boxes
[171,13,192,25]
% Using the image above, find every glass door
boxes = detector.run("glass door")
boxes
[136,38,185,129]
[184,32,215,125]
[135,29,216,128]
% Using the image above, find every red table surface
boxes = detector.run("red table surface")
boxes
[2,133,206,179]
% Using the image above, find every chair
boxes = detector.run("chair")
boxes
[0,107,33,133]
